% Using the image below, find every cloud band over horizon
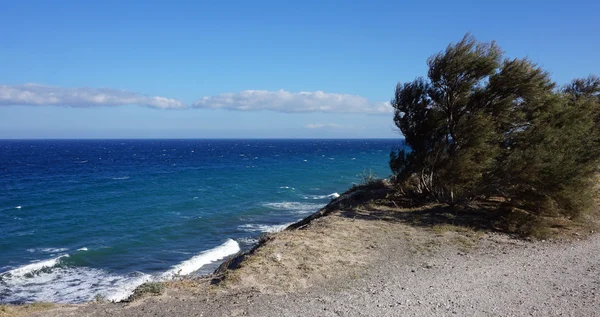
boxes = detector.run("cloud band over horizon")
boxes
[0,84,186,109]
[0,84,391,114]
[192,89,392,114]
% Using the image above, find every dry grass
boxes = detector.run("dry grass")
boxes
[214,214,409,293]
[0,303,55,317]
[210,199,494,294]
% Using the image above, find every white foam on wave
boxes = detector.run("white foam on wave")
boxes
[103,273,153,302]
[238,222,295,233]
[1,262,151,304]
[1,241,242,304]
[26,247,72,254]
[161,239,240,278]
[5,255,68,277]
[303,193,340,200]
[237,237,260,245]
[40,248,69,253]
[0,251,154,304]
[2,251,153,304]
[262,201,324,214]
[111,176,130,180]
[15,205,22,209]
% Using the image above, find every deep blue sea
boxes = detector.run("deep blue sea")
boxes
[0,139,400,304]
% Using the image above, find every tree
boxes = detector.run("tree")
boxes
[390,34,600,218]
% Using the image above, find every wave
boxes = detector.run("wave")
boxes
[41,247,68,253]
[237,237,259,245]
[161,239,240,278]
[103,273,152,302]
[1,241,240,304]
[1,261,151,304]
[25,247,69,254]
[4,255,68,277]
[303,192,340,200]
[26,247,85,254]
[111,176,130,180]
[262,201,324,214]
[238,222,295,233]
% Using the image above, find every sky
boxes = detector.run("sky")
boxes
[1,0,599,139]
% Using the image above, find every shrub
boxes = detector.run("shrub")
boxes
[390,34,600,218]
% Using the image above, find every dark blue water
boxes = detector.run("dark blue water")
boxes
[0,139,400,303]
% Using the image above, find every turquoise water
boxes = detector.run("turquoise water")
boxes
[0,139,401,303]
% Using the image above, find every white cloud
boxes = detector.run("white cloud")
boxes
[0,85,393,114]
[304,123,345,129]
[192,89,392,114]
[0,84,185,109]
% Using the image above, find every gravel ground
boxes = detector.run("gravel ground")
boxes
[27,219,600,317]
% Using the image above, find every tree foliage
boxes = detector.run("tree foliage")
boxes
[390,34,600,218]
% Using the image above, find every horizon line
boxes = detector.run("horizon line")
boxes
[0,137,404,141]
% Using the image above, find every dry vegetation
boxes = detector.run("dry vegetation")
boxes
[209,178,596,293]
[0,303,55,317]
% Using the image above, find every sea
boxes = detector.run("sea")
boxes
[0,139,401,304]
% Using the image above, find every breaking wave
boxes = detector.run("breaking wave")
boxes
[238,222,295,233]
[0,240,240,304]
[302,192,340,200]
[262,201,324,214]
[161,239,240,278]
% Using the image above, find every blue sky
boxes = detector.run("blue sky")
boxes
[1,0,598,139]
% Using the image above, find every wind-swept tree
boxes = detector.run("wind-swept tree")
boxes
[390,34,600,217]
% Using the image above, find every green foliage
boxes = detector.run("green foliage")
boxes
[390,34,600,218]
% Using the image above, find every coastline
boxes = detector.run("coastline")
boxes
[0,138,397,305]
[4,182,600,316]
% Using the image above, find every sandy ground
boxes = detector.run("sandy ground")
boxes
[14,201,598,317]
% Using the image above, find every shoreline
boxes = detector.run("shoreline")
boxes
[4,182,600,316]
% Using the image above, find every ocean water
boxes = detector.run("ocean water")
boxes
[0,139,401,304]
